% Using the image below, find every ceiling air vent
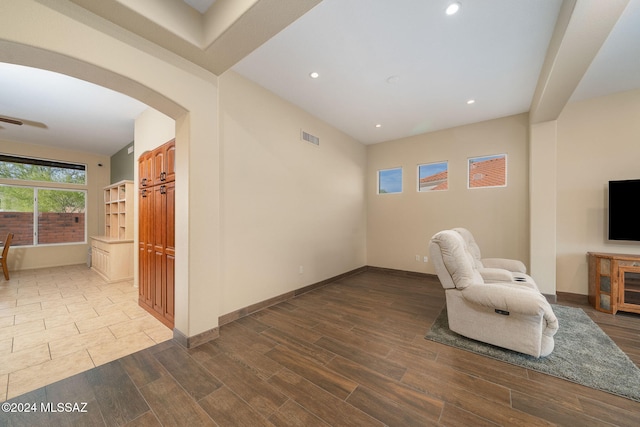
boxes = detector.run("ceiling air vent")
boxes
[301,130,320,146]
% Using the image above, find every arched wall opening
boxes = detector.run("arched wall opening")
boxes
[0,28,221,342]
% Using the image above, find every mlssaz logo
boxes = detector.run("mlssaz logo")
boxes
[40,402,89,413]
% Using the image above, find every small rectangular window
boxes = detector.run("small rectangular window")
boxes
[468,154,507,189]
[418,161,448,192]
[378,167,402,194]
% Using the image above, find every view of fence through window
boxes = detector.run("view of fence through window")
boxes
[0,155,87,246]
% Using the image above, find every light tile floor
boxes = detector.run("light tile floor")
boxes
[0,264,173,401]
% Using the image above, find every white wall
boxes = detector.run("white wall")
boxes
[529,120,558,295]
[556,89,640,294]
[367,114,530,276]
[218,71,367,315]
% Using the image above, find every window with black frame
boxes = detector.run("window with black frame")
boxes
[0,154,87,246]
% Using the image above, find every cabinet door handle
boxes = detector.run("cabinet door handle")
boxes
[160,185,166,195]
[141,189,147,198]
[160,171,167,181]
[141,178,147,187]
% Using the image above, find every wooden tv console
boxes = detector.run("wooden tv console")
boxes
[588,252,640,314]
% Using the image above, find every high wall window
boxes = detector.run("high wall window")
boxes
[378,167,402,194]
[0,154,87,246]
[468,154,507,189]
[418,161,448,192]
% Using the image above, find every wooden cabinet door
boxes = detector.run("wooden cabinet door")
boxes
[138,186,154,308]
[139,243,149,307]
[165,141,176,183]
[149,182,175,326]
[139,151,153,188]
[138,140,176,329]
[152,139,175,185]
[138,187,152,247]
[140,243,156,309]
[163,182,175,323]
[618,266,640,314]
[152,184,166,316]
[152,146,165,186]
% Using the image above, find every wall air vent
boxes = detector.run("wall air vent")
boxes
[301,130,320,146]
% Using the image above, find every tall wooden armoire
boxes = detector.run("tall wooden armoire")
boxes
[138,139,176,328]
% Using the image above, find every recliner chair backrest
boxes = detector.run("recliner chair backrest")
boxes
[429,230,484,290]
[451,227,484,269]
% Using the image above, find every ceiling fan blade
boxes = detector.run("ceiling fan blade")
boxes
[0,117,24,126]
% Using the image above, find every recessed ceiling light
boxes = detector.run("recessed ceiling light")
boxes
[309,72,319,79]
[446,2,461,15]
[467,99,476,105]
[375,124,382,128]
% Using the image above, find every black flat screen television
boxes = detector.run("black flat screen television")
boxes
[608,179,640,241]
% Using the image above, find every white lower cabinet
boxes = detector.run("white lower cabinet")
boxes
[90,236,134,283]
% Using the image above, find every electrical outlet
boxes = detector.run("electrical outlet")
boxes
[423,256,428,263]
[299,265,304,274]
[415,255,420,261]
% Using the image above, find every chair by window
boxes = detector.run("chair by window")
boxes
[1,233,14,281]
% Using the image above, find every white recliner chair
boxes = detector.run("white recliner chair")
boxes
[452,227,535,286]
[429,230,558,358]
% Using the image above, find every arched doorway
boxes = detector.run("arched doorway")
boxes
[0,23,221,397]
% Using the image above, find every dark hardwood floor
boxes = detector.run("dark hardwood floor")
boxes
[2,269,639,426]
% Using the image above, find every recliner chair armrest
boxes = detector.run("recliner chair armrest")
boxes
[478,267,514,282]
[541,303,559,336]
[460,283,550,317]
[481,258,527,273]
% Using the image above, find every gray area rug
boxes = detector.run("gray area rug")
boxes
[426,305,640,402]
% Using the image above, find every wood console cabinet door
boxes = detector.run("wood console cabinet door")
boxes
[588,252,640,315]
[138,139,175,329]
[588,253,616,313]
[617,264,640,315]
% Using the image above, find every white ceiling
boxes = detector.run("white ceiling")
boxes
[233,0,565,144]
[1,0,639,155]
[569,0,640,102]
[0,63,148,156]
[183,0,216,14]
